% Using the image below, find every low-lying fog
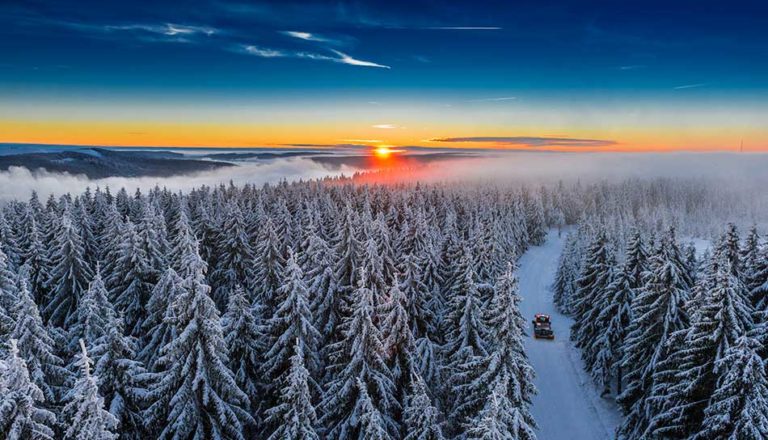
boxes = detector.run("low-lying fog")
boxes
[1,151,767,204]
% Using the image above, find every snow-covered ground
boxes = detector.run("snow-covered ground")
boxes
[518,229,623,440]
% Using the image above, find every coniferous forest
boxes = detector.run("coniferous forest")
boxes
[0,175,766,439]
[554,203,768,438]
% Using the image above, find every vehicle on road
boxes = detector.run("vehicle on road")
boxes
[532,313,554,339]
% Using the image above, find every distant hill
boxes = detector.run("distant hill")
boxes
[0,147,234,178]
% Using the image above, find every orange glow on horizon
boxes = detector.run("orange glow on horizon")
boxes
[0,118,767,152]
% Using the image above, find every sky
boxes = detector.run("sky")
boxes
[1,0,767,152]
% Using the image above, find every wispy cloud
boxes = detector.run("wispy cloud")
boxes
[430,136,617,147]
[468,96,517,102]
[281,30,337,44]
[242,45,286,57]
[673,83,707,90]
[240,45,389,68]
[373,124,397,129]
[105,23,216,37]
[342,139,383,143]
[329,50,389,68]
[619,64,645,70]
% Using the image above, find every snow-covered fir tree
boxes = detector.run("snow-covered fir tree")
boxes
[694,336,768,440]
[60,340,118,440]
[263,250,320,406]
[320,270,399,438]
[68,266,115,354]
[11,278,68,404]
[105,220,153,336]
[403,371,445,440]
[45,212,93,327]
[617,227,693,439]
[264,341,320,440]
[210,201,253,310]
[0,339,57,440]
[221,285,264,417]
[647,251,753,438]
[90,318,148,439]
[138,267,184,369]
[144,241,254,439]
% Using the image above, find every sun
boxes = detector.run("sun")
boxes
[374,146,393,158]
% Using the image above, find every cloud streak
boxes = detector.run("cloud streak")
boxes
[431,136,617,147]
[674,83,707,90]
[280,30,339,44]
[241,45,389,68]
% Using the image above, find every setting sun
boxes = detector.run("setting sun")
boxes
[374,146,393,158]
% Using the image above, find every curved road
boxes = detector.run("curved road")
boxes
[518,230,621,440]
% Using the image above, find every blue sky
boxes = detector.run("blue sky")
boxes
[1,0,767,150]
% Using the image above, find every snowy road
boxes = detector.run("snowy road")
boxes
[518,230,622,440]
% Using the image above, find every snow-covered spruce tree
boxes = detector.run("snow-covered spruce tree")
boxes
[333,205,362,294]
[303,225,341,351]
[167,207,197,279]
[44,212,93,327]
[105,220,153,337]
[465,379,537,440]
[144,241,254,439]
[360,234,388,307]
[320,270,399,438]
[380,277,416,407]
[624,229,649,290]
[136,202,168,284]
[68,266,116,354]
[221,285,265,417]
[10,278,67,404]
[0,339,57,440]
[722,223,741,276]
[18,213,51,305]
[588,263,634,395]
[400,252,436,339]
[90,318,148,440]
[97,204,124,275]
[354,378,394,440]
[210,201,254,310]
[413,335,442,403]
[571,230,615,371]
[444,268,490,435]
[264,341,319,440]
[647,253,753,438]
[551,232,578,314]
[617,227,693,440]
[138,267,184,369]
[60,340,118,440]
[73,199,98,270]
[403,371,445,440]
[524,191,547,246]
[588,231,645,394]
[746,232,768,311]
[263,251,320,406]
[0,209,21,268]
[0,247,16,340]
[252,216,285,312]
[456,262,536,436]
[693,336,768,440]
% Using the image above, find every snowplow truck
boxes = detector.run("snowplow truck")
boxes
[532,314,554,339]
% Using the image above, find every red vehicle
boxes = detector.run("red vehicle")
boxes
[532,314,554,339]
